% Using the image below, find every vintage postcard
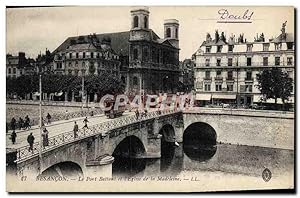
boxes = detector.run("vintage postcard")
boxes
[6,6,295,192]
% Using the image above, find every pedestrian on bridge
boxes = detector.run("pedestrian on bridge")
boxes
[11,131,17,144]
[10,117,16,132]
[83,117,89,129]
[73,121,79,138]
[27,133,35,152]
[24,115,31,130]
[135,109,140,120]
[46,113,52,125]
[18,117,24,130]
[42,128,49,148]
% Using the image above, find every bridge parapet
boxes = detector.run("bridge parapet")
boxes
[14,109,181,163]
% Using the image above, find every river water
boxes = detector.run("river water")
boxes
[112,143,294,181]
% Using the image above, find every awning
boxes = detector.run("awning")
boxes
[32,92,40,96]
[195,93,211,101]
[253,95,264,103]
[54,91,63,96]
[212,94,236,100]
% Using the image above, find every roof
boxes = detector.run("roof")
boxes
[272,33,294,43]
[54,29,179,56]
[54,31,130,56]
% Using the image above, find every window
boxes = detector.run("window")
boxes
[287,42,293,50]
[228,58,232,66]
[204,84,211,91]
[227,84,233,91]
[57,62,62,69]
[91,52,94,58]
[74,69,79,76]
[133,76,138,86]
[247,44,253,52]
[69,53,72,59]
[263,43,270,51]
[83,52,86,58]
[247,57,252,66]
[166,28,171,38]
[144,16,148,28]
[205,71,210,79]
[68,69,72,75]
[205,59,210,67]
[275,57,280,66]
[263,57,268,66]
[76,53,79,59]
[69,62,72,67]
[75,61,78,67]
[206,46,211,53]
[82,62,85,67]
[227,71,233,79]
[245,84,252,92]
[81,69,86,75]
[216,59,221,66]
[287,57,293,65]
[246,71,252,80]
[217,45,222,53]
[133,48,138,60]
[143,47,149,61]
[215,84,222,91]
[216,70,222,77]
[13,68,16,74]
[228,45,234,52]
[97,53,100,58]
[20,70,22,75]
[8,68,11,74]
[175,28,178,38]
[133,16,139,28]
[275,43,282,51]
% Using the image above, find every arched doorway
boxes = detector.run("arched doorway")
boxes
[112,136,146,177]
[183,122,217,162]
[38,161,83,179]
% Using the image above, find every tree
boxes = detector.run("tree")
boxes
[256,68,293,109]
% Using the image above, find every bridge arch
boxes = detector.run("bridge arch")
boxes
[39,161,83,179]
[183,122,217,161]
[159,124,176,143]
[112,135,146,158]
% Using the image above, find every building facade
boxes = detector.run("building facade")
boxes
[194,22,294,106]
[53,34,121,77]
[6,52,34,78]
[53,7,180,96]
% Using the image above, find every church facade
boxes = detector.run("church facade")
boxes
[52,7,180,96]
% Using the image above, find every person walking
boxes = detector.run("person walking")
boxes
[24,115,31,130]
[82,117,89,129]
[65,110,69,120]
[11,131,17,144]
[27,133,35,152]
[10,117,16,132]
[42,128,49,148]
[135,109,140,120]
[46,113,52,125]
[73,121,79,139]
[18,117,24,130]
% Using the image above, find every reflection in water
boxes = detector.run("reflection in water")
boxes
[112,157,146,177]
[183,145,217,162]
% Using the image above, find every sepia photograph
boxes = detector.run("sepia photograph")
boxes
[5,5,295,192]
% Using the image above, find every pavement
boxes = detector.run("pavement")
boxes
[6,111,135,149]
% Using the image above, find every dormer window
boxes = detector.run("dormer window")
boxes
[217,45,222,53]
[287,42,293,50]
[228,45,234,52]
[206,46,211,53]
[166,28,171,38]
[247,44,253,52]
[263,43,270,51]
[144,16,148,29]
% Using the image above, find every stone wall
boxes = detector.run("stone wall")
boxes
[182,112,294,150]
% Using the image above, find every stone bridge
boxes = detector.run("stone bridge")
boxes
[7,108,294,180]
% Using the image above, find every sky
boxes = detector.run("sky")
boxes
[6,6,294,61]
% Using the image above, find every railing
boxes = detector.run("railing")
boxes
[196,61,294,68]
[6,108,103,130]
[15,109,180,162]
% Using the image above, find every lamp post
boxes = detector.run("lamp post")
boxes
[81,74,84,110]
[38,74,43,174]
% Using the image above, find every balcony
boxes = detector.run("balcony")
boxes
[196,61,294,68]
[203,77,212,81]
[226,78,234,82]
[244,78,254,82]
[214,76,223,81]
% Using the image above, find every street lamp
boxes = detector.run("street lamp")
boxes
[38,74,43,174]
